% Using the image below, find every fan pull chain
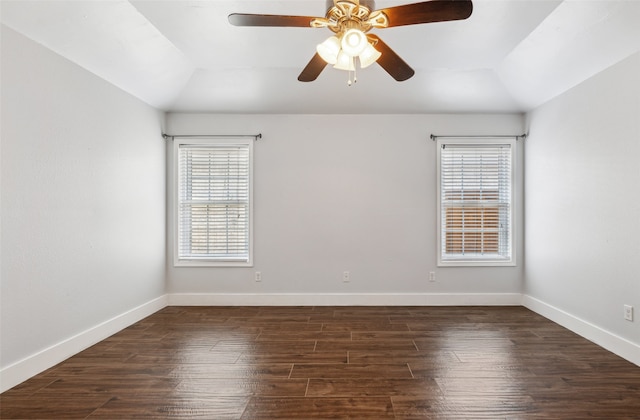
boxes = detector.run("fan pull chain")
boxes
[347,57,358,86]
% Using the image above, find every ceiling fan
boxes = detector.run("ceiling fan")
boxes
[228,0,473,84]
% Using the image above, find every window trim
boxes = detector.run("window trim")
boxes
[436,137,516,267]
[173,137,254,267]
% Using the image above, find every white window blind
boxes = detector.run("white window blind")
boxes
[176,139,252,265]
[437,139,514,266]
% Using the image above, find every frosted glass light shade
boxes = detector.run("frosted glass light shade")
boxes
[340,29,368,57]
[358,43,381,68]
[316,36,340,64]
[334,50,355,71]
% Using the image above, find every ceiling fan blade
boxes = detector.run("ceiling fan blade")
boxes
[368,34,415,81]
[228,13,317,27]
[298,53,327,82]
[378,0,473,27]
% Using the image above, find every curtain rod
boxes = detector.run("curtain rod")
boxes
[430,134,527,141]
[162,133,262,140]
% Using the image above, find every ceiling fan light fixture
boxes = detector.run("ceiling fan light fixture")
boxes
[340,28,368,56]
[358,42,381,68]
[316,36,341,64]
[333,50,355,71]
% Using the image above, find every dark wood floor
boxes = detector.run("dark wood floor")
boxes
[2,306,639,419]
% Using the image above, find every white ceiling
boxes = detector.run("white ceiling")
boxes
[2,0,639,114]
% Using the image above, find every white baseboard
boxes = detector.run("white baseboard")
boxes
[168,292,523,307]
[0,295,168,393]
[522,295,640,367]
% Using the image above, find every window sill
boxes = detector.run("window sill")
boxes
[174,259,253,268]
[437,259,516,267]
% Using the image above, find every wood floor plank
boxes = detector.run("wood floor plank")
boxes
[257,322,324,332]
[349,349,460,364]
[0,372,59,398]
[128,350,243,365]
[290,363,413,379]
[172,378,309,398]
[409,359,536,379]
[212,340,316,353]
[388,395,448,419]
[314,339,418,352]
[169,363,294,379]
[1,394,113,419]
[320,321,410,332]
[51,363,175,378]
[413,336,515,351]
[392,394,538,419]
[306,378,442,397]
[86,396,250,419]
[237,351,348,364]
[256,331,351,342]
[240,397,395,419]
[30,376,173,397]
[2,306,639,419]
[351,331,432,340]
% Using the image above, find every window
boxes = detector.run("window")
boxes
[174,138,253,266]
[437,138,515,266]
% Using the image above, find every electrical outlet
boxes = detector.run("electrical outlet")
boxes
[255,271,262,282]
[624,305,633,321]
[429,271,436,282]
[343,271,350,283]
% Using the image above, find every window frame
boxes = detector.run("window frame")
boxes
[436,137,516,267]
[173,137,254,267]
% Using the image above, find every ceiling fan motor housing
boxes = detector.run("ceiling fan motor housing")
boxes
[321,0,388,36]
[326,0,376,12]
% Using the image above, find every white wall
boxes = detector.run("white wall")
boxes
[0,26,166,387]
[524,52,640,358]
[166,113,525,304]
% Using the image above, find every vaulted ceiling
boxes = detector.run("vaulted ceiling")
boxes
[2,0,639,114]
